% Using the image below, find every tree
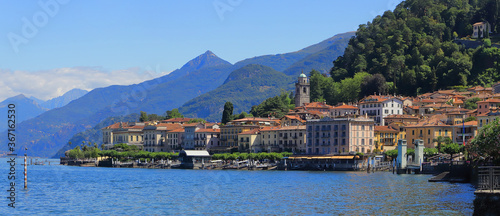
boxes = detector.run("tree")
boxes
[166,108,184,119]
[140,111,148,122]
[468,118,500,164]
[433,136,452,153]
[424,148,438,157]
[483,38,492,47]
[360,73,388,97]
[148,114,164,121]
[441,143,463,161]
[385,149,398,159]
[187,118,206,124]
[221,102,234,124]
[464,97,481,110]
[465,116,477,122]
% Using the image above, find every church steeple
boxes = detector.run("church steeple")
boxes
[295,71,310,107]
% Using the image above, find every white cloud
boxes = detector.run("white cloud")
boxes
[0,67,170,102]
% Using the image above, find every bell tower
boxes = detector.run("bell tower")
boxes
[295,71,310,107]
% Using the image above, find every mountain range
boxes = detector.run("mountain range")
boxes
[0,31,355,158]
[0,89,88,133]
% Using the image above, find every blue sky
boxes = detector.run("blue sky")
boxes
[0,0,403,101]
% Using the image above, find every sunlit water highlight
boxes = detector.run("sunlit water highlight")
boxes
[1,158,474,215]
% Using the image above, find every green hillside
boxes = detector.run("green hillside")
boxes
[179,64,294,122]
[330,0,500,96]
[234,32,355,72]
[283,32,354,76]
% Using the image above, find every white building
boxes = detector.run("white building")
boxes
[359,95,403,126]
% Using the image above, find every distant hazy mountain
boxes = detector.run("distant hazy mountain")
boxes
[52,113,140,158]
[41,88,88,110]
[29,96,46,105]
[179,64,294,122]
[0,50,235,157]
[0,94,48,132]
[3,31,355,157]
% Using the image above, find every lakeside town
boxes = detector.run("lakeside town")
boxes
[94,73,500,158]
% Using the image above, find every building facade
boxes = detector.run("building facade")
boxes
[306,117,375,154]
[194,128,220,151]
[359,95,403,126]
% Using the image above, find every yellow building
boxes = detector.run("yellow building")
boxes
[404,119,453,148]
[238,129,260,153]
[219,125,259,152]
[374,126,399,151]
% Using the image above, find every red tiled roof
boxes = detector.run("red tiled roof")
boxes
[332,105,359,109]
[375,126,398,132]
[196,128,220,133]
[384,114,418,119]
[232,117,280,122]
[477,99,500,103]
[161,118,193,123]
[463,121,478,126]
[278,125,306,130]
[360,95,399,103]
[260,126,281,131]
[303,102,334,109]
[238,128,260,135]
[183,123,203,127]
[169,128,185,133]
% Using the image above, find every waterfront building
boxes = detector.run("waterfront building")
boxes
[238,128,260,153]
[359,95,403,126]
[259,126,280,152]
[278,125,306,153]
[306,116,375,154]
[194,128,220,151]
[374,125,401,151]
[403,117,453,148]
[166,128,184,152]
[218,124,260,153]
[182,123,205,150]
[102,122,145,149]
[329,104,359,117]
[143,123,182,152]
[295,72,310,107]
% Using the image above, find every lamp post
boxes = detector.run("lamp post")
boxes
[24,147,28,189]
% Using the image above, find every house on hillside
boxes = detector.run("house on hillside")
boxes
[472,21,491,38]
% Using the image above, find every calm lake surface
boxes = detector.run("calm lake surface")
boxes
[1,158,475,215]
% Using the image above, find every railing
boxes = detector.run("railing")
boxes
[477,166,500,192]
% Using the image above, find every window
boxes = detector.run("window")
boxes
[303,87,307,93]
[428,130,430,135]
[412,130,415,135]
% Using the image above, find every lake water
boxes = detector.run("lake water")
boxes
[1,158,475,215]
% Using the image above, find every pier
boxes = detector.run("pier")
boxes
[474,166,500,215]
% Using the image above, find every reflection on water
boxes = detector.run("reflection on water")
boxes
[0,158,474,215]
